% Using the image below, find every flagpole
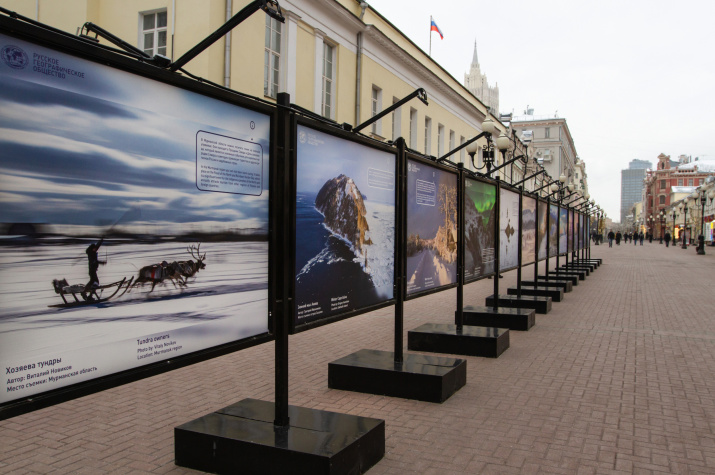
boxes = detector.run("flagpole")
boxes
[429,15,432,57]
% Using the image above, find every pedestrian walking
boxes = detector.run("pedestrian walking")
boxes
[639,231,644,245]
[664,231,671,247]
[616,231,622,245]
[608,230,615,247]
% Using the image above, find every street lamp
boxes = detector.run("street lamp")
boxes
[659,211,665,244]
[671,208,677,247]
[648,214,654,243]
[692,189,709,255]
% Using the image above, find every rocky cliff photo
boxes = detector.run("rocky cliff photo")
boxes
[314,174,371,253]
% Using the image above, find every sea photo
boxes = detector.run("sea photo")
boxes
[0,33,270,403]
[406,159,457,295]
[537,200,548,260]
[295,125,395,326]
[464,178,496,281]
[522,196,536,265]
[559,207,569,254]
[549,204,559,256]
[499,188,520,271]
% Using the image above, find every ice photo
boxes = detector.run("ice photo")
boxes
[522,196,536,265]
[464,178,495,280]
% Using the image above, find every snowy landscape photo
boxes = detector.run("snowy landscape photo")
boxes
[295,125,395,325]
[499,188,520,271]
[405,160,457,295]
[549,204,559,256]
[0,33,270,403]
[522,196,536,265]
[464,178,495,280]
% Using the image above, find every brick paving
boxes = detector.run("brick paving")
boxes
[2,241,715,474]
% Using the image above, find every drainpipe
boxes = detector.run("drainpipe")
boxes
[171,0,176,61]
[224,0,232,88]
[355,2,368,126]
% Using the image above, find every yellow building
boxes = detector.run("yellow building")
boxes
[4,0,530,180]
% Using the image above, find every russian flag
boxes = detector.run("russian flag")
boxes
[430,18,443,40]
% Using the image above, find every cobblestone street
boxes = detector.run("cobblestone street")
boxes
[2,242,715,474]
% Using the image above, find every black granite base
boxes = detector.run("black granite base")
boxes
[486,294,552,314]
[507,286,564,302]
[548,270,586,281]
[407,322,509,358]
[521,279,573,291]
[175,398,384,475]
[460,305,535,331]
[575,259,601,267]
[538,274,579,285]
[328,349,466,403]
[561,264,592,273]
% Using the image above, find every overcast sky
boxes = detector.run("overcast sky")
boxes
[364,0,715,221]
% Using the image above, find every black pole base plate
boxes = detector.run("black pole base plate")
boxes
[460,305,535,331]
[407,322,509,358]
[328,349,466,403]
[175,398,385,475]
[548,270,586,280]
[507,286,564,302]
[486,294,552,314]
[574,259,600,268]
[538,274,579,285]
[522,279,573,291]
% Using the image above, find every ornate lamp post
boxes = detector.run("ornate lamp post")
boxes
[692,189,709,255]
[671,208,677,247]
[648,215,654,243]
[659,211,665,244]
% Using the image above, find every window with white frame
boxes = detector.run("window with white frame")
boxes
[437,124,444,157]
[371,86,382,136]
[544,127,551,139]
[392,97,401,141]
[140,10,167,57]
[320,42,335,118]
[449,130,455,157]
[409,108,418,149]
[459,136,465,163]
[424,117,432,155]
[264,15,282,98]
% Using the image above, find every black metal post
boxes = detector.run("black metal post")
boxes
[455,163,466,330]
[493,180,501,308]
[698,195,706,255]
[534,198,540,284]
[545,196,551,281]
[273,92,291,428]
[682,206,688,249]
[394,138,407,362]
[516,187,523,297]
[352,88,428,134]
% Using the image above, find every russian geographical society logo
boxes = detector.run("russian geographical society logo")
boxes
[298,130,307,143]
[1,45,29,70]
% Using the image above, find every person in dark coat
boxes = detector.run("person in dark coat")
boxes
[85,238,106,289]
[639,231,644,245]
[615,231,622,245]
[664,231,671,247]
[608,230,615,247]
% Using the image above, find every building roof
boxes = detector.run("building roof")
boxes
[677,159,715,173]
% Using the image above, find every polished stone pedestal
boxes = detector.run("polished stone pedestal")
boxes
[538,274,579,285]
[175,398,384,475]
[522,279,573,291]
[328,348,466,403]
[548,270,586,281]
[407,322,509,358]
[507,286,564,302]
[561,264,592,273]
[575,259,601,267]
[460,305,535,331]
[486,294,552,314]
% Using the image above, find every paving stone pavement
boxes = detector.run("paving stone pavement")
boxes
[2,242,714,474]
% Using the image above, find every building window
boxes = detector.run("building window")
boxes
[264,15,282,98]
[459,136,465,163]
[678,178,683,186]
[392,97,401,141]
[449,130,455,156]
[140,10,167,57]
[659,195,666,205]
[660,179,666,189]
[437,124,444,157]
[544,127,550,139]
[409,108,417,149]
[320,42,334,118]
[371,86,382,136]
[688,178,694,186]
[699,178,704,185]
[424,117,432,155]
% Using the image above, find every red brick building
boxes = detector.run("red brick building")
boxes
[644,154,713,238]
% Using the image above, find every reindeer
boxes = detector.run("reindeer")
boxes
[132,244,206,292]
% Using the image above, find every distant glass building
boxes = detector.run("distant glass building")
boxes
[621,159,652,223]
